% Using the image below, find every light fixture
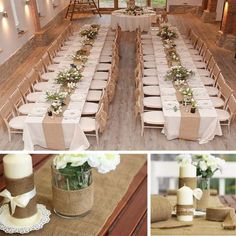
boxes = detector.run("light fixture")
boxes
[220,0,229,30]
[0,10,8,18]
[25,0,31,5]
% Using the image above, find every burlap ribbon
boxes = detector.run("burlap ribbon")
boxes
[179,177,197,190]
[52,183,94,217]
[197,189,210,211]
[4,174,37,219]
[176,204,194,216]
[206,207,236,230]
[151,195,172,223]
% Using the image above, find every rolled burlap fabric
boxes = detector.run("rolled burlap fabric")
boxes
[151,195,172,223]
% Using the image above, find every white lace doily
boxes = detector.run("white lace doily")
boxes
[0,204,51,234]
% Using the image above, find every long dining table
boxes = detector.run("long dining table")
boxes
[23,25,109,151]
[148,25,222,144]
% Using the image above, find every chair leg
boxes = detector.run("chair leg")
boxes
[95,129,99,146]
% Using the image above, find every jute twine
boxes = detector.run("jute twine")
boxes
[206,207,233,222]
[179,177,197,190]
[5,174,37,219]
[176,204,194,216]
[151,195,172,223]
[52,183,94,217]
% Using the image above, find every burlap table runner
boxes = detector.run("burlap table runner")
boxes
[175,89,200,141]
[42,96,71,150]
[151,195,236,235]
[4,154,146,236]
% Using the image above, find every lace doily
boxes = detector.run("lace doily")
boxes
[0,204,51,234]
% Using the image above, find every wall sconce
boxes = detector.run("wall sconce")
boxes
[25,0,31,5]
[0,10,8,18]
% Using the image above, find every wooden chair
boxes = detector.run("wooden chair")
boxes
[26,69,41,92]
[0,101,27,142]
[216,95,236,133]
[79,103,107,145]
[206,73,226,97]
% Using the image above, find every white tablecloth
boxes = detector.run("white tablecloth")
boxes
[23,26,108,150]
[149,26,222,144]
[111,10,156,32]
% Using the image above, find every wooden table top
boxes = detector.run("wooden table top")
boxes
[0,154,147,236]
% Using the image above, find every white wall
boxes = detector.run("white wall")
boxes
[0,0,35,65]
[167,0,203,12]
[0,0,69,66]
[38,0,69,28]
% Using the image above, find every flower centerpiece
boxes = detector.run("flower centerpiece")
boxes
[165,65,194,82]
[52,154,120,217]
[157,25,178,40]
[46,91,68,115]
[56,68,83,90]
[190,99,197,113]
[179,87,193,105]
[80,26,99,40]
[193,154,225,211]
[124,6,144,16]
[192,154,225,190]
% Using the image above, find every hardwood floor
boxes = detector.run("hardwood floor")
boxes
[0,14,236,151]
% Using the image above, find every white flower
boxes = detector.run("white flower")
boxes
[176,154,192,166]
[53,155,68,169]
[199,160,207,171]
[97,154,120,174]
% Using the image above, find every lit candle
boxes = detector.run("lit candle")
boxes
[179,164,196,178]
[3,154,33,179]
[177,186,193,222]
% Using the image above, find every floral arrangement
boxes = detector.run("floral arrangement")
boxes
[56,68,83,87]
[165,65,193,81]
[157,25,178,40]
[163,39,176,49]
[53,154,120,190]
[80,26,99,40]
[124,6,144,15]
[46,91,67,103]
[179,87,193,97]
[46,91,68,115]
[176,154,225,189]
[192,154,225,179]
[72,54,88,64]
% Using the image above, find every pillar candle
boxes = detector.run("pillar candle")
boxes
[3,154,33,179]
[179,164,196,178]
[177,186,193,222]
[3,154,38,227]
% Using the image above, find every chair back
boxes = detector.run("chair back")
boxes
[220,82,233,105]
[42,53,52,71]
[26,69,40,91]
[18,78,31,100]
[227,95,236,116]
[203,49,212,65]
[0,101,15,124]
[34,59,46,75]
[95,103,108,133]
[9,89,25,114]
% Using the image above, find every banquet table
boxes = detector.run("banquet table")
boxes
[0,154,147,236]
[151,195,236,236]
[148,26,222,144]
[111,9,156,32]
[23,26,108,151]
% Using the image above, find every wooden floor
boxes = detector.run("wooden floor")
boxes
[1,14,236,151]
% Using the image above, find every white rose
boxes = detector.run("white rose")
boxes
[53,155,68,169]
[97,154,120,174]
[199,161,208,171]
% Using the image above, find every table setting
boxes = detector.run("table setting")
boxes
[148,24,222,143]
[0,153,146,235]
[23,24,109,151]
[111,5,156,32]
[151,154,236,235]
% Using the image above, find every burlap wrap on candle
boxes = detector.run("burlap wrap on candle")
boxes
[179,177,197,190]
[52,183,94,217]
[5,174,37,219]
[151,195,172,223]
[176,204,193,216]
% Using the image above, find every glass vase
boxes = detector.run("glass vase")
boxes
[197,177,210,212]
[51,165,94,218]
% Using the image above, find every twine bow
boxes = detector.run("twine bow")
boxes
[0,188,36,215]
